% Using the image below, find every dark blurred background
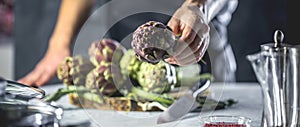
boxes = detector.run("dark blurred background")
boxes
[0,0,14,80]
[13,0,287,83]
[227,0,286,82]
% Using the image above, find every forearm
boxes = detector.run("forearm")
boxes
[49,0,94,49]
[183,0,227,22]
[184,0,206,7]
[205,0,227,22]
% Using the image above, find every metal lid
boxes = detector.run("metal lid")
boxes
[261,30,299,52]
[0,78,63,126]
[0,77,45,100]
[0,99,63,126]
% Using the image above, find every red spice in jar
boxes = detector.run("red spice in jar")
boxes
[204,122,246,127]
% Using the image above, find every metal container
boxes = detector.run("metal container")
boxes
[247,30,300,127]
[0,78,63,127]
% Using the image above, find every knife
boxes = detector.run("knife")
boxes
[157,79,211,124]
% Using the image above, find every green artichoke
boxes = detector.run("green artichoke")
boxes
[85,61,124,96]
[136,61,211,94]
[57,55,95,86]
[131,21,176,64]
[89,38,126,66]
[120,49,143,80]
[137,61,174,93]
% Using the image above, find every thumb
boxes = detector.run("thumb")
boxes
[167,18,181,36]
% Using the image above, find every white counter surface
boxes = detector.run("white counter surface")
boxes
[41,82,263,127]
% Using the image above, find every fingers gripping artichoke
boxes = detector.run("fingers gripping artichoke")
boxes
[131,21,176,64]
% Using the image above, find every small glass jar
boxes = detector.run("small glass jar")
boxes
[199,115,252,127]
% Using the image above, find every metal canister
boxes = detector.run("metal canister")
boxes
[0,78,63,127]
[247,30,300,127]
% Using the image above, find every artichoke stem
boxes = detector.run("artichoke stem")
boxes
[196,96,238,109]
[130,87,174,105]
[176,73,213,88]
[82,92,104,103]
[44,86,90,102]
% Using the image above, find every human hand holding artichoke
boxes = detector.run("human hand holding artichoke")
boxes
[132,4,210,66]
[166,1,210,65]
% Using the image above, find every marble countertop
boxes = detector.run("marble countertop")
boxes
[41,82,263,127]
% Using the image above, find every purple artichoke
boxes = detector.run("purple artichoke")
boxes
[85,61,124,96]
[89,38,126,66]
[131,21,176,64]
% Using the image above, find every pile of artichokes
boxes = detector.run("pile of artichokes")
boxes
[48,21,236,111]
[57,39,126,96]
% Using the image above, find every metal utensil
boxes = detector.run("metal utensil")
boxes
[0,77,63,127]
[157,79,211,124]
[247,30,300,127]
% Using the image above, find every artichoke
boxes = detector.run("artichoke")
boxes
[120,49,143,80]
[137,61,175,93]
[89,38,126,66]
[136,61,211,94]
[85,61,124,96]
[57,55,95,86]
[131,21,176,64]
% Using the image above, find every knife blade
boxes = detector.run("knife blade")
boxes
[157,79,211,124]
